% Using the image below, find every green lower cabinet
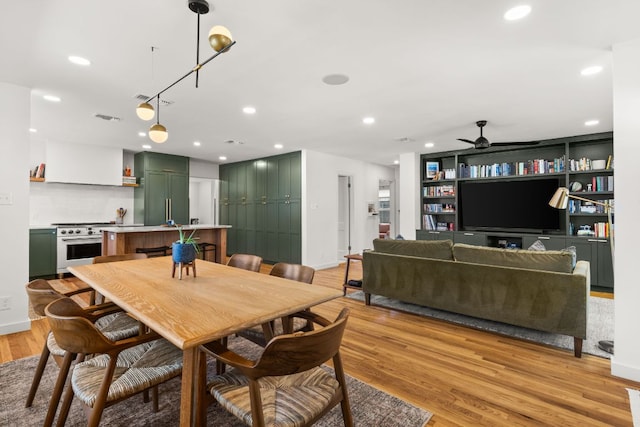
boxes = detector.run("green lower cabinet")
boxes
[522,236,566,251]
[416,230,454,241]
[453,231,486,246]
[29,228,57,279]
[566,237,613,291]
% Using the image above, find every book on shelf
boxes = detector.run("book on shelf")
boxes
[33,163,46,178]
[122,176,137,185]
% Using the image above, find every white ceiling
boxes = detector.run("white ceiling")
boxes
[2,1,640,166]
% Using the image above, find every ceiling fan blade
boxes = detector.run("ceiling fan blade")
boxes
[457,138,476,144]
[490,141,540,147]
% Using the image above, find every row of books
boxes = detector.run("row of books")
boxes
[423,215,454,231]
[122,176,137,185]
[590,175,614,192]
[458,157,565,178]
[568,199,614,214]
[568,155,613,171]
[422,185,455,197]
[423,203,455,213]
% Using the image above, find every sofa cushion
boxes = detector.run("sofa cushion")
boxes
[452,243,573,273]
[372,238,454,260]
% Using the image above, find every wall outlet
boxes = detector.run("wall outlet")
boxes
[0,296,10,311]
[0,192,12,205]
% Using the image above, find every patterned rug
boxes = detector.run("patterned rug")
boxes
[347,291,614,358]
[0,336,432,426]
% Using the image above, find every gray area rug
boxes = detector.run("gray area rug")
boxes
[347,291,614,359]
[0,336,432,426]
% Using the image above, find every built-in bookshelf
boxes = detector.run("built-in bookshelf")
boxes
[418,132,614,290]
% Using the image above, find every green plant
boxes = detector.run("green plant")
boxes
[175,225,200,253]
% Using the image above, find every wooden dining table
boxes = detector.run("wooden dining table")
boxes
[68,256,343,426]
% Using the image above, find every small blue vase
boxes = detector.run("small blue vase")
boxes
[172,243,196,263]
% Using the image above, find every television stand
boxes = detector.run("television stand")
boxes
[487,235,522,249]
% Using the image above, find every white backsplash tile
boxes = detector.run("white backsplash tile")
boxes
[30,182,135,226]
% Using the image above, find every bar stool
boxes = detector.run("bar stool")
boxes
[198,242,217,262]
[135,246,171,258]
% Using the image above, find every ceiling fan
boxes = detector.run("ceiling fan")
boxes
[458,120,540,149]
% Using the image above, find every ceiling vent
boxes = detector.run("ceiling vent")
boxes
[133,93,174,106]
[93,113,122,122]
[393,137,415,143]
[224,139,244,145]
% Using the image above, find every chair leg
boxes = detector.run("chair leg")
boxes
[55,353,84,427]
[152,386,159,412]
[44,351,78,427]
[87,356,118,427]
[26,342,51,407]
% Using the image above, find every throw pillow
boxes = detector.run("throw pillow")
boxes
[528,240,547,251]
[562,246,577,268]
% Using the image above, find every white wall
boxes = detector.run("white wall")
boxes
[398,152,420,240]
[303,150,395,269]
[189,158,219,179]
[0,83,30,334]
[611,38,640,381]
[29,183,135,226]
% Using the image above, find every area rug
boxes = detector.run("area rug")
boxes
[347,291,614,358]
[0,337,432,426]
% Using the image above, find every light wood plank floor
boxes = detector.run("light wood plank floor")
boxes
[2,261,636,426]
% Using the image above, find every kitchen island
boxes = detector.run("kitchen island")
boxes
[99,224,230,264]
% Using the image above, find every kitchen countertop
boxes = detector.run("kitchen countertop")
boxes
[98,224,231,233]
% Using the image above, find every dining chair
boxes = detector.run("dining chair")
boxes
[237,262,316,346]
[201,308,353,427]
[25,279,140,427]
[46,297,183,427]
[226,253,263,272]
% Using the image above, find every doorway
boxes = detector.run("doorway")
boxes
[378,179,395,238]
[337,175,352,260]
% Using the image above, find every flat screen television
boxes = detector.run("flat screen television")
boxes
[458,178,562,233]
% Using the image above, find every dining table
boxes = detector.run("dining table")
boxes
[68,256,343,426]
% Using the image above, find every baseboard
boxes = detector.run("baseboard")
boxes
[314,261,340,270]
[0,319,30,335]
[611,356,640,382]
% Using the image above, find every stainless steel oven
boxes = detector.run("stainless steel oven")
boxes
[54,223,106,274]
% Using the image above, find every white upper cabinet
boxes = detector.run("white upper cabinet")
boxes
[46,141,123,186]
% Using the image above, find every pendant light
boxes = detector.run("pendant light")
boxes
[135,0,234,144]
[136,102,155,121]
[148,97,168,143]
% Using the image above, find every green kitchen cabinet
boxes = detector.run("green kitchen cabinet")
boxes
[29,228,57,279]
[134,152,189,225]
[220,151,301,263]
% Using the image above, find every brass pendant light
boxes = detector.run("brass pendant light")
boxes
[136,0,235,143]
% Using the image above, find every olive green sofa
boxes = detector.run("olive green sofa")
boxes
[362,239,590,357]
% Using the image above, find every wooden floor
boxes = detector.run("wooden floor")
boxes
[2,261,637,426]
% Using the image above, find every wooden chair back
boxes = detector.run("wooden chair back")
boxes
[241,308,349,379]
[93,253,147,263]
[25,279,62,317]
[269,262,315,284]
[226,253,263,272]
[45,297,116,355]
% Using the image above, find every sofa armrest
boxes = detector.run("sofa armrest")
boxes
[572,260,590,283]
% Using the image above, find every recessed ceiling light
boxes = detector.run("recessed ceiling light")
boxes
[581,65,603,76]
[193,141,201,146]
[274,143,283,149]
[142,144,152,149]
[424,142,435,148]
[585,120,600,126]
[43,94,61,102]
[29,128,37,133]
[322,74,350,85]
[219,156,227,161]
[243,106,256,114]
[68,55,91,66]
[138,132,146,137]
[393,160,399,165]
[504,5,531,21]
[363,117,375,125]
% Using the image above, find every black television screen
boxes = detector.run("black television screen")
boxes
[458,178,561,233]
